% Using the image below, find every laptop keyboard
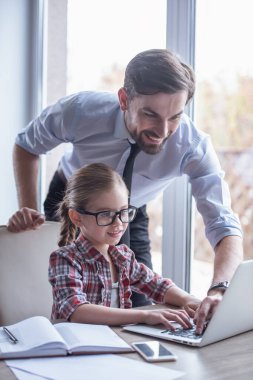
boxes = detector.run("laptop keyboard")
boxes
[161,324,204,340]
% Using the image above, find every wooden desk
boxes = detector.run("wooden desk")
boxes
[115,326,253,380]
[1,306,253,380]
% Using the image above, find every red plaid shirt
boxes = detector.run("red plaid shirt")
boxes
[48,234,174,320]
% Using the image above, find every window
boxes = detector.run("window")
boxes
[191,0,253,298]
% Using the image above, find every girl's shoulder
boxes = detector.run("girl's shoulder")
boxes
[50,242,82,264]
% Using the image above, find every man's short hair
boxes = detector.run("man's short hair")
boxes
[124,49,195,104]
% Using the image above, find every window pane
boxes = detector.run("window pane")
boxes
[67,0,166,94]
[192,0,253,298]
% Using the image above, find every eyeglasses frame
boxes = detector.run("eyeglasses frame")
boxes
[75,205,138,226]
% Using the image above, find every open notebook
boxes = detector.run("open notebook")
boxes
[123,260,253,347]
[0,316,132,359]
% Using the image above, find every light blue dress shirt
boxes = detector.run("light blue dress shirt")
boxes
[16,91,242,248]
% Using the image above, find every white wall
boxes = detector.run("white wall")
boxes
[0,0,43,224]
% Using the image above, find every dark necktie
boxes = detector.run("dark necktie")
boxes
[120,142,140,246]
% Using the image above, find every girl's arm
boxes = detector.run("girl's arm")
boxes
[122,246,201,315]
[70,303,193,330]
[164,285,201,317]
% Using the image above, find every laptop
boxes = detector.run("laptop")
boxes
[123,260,253,347]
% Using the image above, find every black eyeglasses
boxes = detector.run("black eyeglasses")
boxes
[75,206,138,226]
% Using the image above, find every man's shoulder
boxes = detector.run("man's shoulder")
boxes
[60,91,119,108]
[177,113,209,144]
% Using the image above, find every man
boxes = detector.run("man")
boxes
[8,49,243,333]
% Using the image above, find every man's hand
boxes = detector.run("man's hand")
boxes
[191,236,243,335]
[193,294,222,334]
[7,207,45,232]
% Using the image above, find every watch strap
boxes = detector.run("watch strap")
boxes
[208,281,230,293]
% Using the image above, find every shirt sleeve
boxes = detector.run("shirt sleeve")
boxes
[126,247,174,303]
[48,248,89,320]
[183,134,242,248]
[15,93,81,154]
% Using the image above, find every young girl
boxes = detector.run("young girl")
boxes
[49,163,200,330]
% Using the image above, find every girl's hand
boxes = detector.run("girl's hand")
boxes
[142,308,193,330]
[182,296,202,318]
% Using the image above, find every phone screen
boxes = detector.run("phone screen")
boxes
[134,341,174,358]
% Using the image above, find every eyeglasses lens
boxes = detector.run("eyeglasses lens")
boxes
[97,208,136,226]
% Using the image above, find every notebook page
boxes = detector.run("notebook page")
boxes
[55,323,131,352]
[0,316,66,355]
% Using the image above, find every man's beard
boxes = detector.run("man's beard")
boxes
[132,130,169,155]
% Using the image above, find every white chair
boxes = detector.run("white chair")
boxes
[0,222,60,325]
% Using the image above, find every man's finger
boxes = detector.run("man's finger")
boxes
[6,208,45,232]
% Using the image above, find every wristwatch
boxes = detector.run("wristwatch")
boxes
[208,281,230,293]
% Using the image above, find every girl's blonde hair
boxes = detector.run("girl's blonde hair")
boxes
[57,163,128,247]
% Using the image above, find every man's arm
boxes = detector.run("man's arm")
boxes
[211,235,243,287]
[7,144,45,232]
[194,235,243,333]
[13,144,40,209]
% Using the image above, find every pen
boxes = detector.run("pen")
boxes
[3,327,18,344]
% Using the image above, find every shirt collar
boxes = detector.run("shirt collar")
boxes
[74,234,128,266]
[74,234,102,263]
[114,108,134,142]
[108,244,129,267]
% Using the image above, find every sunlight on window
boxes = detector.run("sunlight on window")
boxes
[67,0,166,94]
[192,0,253,298]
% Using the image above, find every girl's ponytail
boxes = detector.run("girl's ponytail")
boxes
[57,200,77,247]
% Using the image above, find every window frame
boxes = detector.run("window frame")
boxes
[162,0,196,291]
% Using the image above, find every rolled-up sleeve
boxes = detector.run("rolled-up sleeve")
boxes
[49,250,89,320]
[15,94,80,154]
[183,135,242,248]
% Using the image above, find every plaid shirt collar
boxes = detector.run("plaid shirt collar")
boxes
[74,233,129,267]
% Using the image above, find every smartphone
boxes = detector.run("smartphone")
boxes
[131,341,178,362]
